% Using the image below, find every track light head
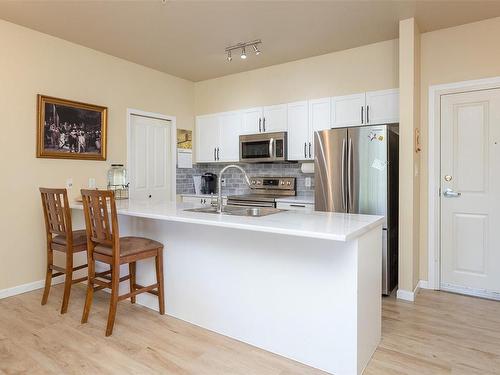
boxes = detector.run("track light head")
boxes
[227,50,232,62]
[253,44,261,55]
[240,47,247,59]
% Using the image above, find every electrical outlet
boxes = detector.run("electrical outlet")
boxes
[221,178,226,187]
[66,178,73,189]
[305,177,312,188]
[88,178,96,189]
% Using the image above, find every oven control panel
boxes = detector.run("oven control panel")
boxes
[250,177,296,191]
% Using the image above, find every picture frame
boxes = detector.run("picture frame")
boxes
[36,94,107,160]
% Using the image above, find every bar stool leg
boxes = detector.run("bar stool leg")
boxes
[41,245,53,305]
[60,251,73,314]
[129,262,136,304]
[106,263,120,337]
[81,258,95,324]
[155,250,165,315]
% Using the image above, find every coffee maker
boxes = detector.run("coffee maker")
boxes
[201,173,217,194]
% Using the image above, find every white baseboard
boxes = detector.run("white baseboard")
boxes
[396,281,422,302]
[0,275,65,300]
[441,282,500,301]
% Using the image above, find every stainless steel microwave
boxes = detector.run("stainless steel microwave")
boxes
[239,132,287,163]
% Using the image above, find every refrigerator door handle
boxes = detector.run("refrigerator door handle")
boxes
[341,138,347,210]
[347,137,353,211]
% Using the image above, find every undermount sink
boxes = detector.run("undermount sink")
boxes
[184,205,283,217]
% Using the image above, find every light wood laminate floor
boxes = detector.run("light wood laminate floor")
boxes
[0,285,499,374]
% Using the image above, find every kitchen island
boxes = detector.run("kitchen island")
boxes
[71,199,383,375]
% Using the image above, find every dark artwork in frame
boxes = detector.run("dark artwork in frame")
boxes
[37,95,107,160]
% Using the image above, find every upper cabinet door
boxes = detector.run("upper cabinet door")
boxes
[309,97,331,132]
[241,107,263,135]
[331,93,366,128]
[287,101,309,161]
[263,104,287,132]
[195,114,219,163]
[218,111,242,162]
[309,98,331,160]
[365,89,399,125]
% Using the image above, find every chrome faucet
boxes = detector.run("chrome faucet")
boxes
[217,165,251,213]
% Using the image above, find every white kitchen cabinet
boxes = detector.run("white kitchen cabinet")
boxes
[277,202,314,213]
[195,114,220,162]
[287,101,309,161]
[288,98,331,161]
[218,111,242,162]
[331,93,366,128]
[263,104,287,133]
[241,107,263,134]
[309,97,332,159]
[196,111,242,163]
[331,89,399,128]
[365,88,399,125]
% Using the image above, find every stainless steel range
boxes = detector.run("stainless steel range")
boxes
[227,177,296,208]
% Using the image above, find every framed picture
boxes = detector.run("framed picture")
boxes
[37,94,107,160]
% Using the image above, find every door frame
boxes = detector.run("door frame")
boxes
[428,75,500,291]
[126,108,177,202]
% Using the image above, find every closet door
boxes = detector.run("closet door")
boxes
[129,114,172,200]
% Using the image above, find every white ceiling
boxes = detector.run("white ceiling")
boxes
[1,1,500,81]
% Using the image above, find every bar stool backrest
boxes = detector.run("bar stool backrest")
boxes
[39,188,72,243]
[80,189,120,259]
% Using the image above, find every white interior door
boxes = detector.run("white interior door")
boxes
[440,89,500,299]
[129,114,172,200]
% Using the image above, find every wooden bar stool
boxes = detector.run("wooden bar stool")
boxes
[39,188,88,314]
[80,189,165,336]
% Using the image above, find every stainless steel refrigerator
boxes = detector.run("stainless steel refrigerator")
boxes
[314,124,399,295]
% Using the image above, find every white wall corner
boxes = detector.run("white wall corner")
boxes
[418,280,429,289]
[0,275,65,300]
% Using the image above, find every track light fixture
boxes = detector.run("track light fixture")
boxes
[225,39,262,62]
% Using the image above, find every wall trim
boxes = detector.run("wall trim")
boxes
[428,75,500,290]
[0,275,65,300]
[441,283,500,301]
[126,108,177,202]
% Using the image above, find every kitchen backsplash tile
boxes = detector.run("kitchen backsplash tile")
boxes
[177,163,314,196]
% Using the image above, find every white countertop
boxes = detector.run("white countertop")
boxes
[71,199,383,242]
[275,196,314,204]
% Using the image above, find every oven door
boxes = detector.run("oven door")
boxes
[240,132,286,162]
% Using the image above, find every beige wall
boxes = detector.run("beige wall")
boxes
[0,20,194,291]
[194,39,399,115]
[398,18,421,293]
[419,16,500,280]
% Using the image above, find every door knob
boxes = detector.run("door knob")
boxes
[443,188,461,198]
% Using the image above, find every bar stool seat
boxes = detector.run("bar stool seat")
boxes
[52,230,88,248]
[95,237,162,260]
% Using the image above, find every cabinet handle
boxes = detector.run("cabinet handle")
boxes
[263,117,266,132]
[259,118,262,132]
[216,147,220,160]
[214,148,217,161]
[308,142,312,158]
[361,106,364,124]
[366,105,370,123]
[304,142,307,158]
[290,204,306,208]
